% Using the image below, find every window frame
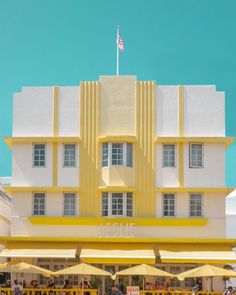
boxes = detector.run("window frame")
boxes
[63,143,77,168]
[102,142,133,167]
[32,192,46,216]
[189,143,204,168]
[162,144,177,168]
[101,192,133,217]
[32,143,46,168]
[162,193,176,217]
[189,193,203,218]
[63,192,77,216]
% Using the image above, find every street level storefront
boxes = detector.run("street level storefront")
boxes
[1,236,236,292]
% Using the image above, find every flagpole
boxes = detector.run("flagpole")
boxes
[116,25,119,76]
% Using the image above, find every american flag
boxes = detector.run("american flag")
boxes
[118,35,125,52]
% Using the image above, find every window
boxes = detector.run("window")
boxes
[102,143,133,167]
[189,193,202,217]
[184,267,195,288]
[39,264,50,285]
[53,265,64,285]
[63,193,76,216]
[33,144,46,167]
[190,143,203,168]
[170,266,180,287]
[155,266,166,285]
[163,194,175,217]
[33,193,45,216]
[102,192,133,217]
[163,144,176,167]
[63,144,76,167]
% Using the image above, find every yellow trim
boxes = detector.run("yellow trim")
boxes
[161,258,236,264]
[3,187,79,195]
[135,81,156,217]
[4,137,81,148]
[0,215,10,224]
[98,186,136,192]
[1,236,236,245]
[52,143,58,186]
[155,136,234,147]
[156,187,234,193]
[82,257,154,264]
[99,136,136,143]
[53,86,59,136]
[178,85,184,136]
[178,143,184,187]
[4,186,233,195]
[28,216,208,226]
[80,82,100,216]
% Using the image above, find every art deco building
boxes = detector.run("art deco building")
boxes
[1,76,236,291]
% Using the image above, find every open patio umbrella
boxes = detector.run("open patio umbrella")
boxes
[0,259,54,277]
[177,264,236,292]
[113,264,175,291]
[54,263,112,295]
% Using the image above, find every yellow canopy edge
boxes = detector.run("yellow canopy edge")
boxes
[0,248,76,258]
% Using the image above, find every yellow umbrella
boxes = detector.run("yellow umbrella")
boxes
[54,263,112,295]
[53,262,111,276]
[177,264,236,292]
[0,259,54,277]
[114,264,175,291]
[114,264,175,277]
[177,264,236,280]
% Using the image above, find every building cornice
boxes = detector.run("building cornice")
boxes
[155,136,234,147]
[4,137,81,148]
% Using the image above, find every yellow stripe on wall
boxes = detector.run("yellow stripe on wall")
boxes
[135,81,156,217]
[80,81,100,216]
[178,85,184,187]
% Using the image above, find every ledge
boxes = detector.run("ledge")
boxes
[156,187,234,194]
[3,187,79,194]
[98,186,136,192]
[155,136,235,147]
[4,137,81,148]
[98,136,136,143]
[28,216,208,226]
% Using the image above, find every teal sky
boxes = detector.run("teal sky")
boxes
[0,0,236,185]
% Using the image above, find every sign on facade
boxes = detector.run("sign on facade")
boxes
[100,223,135,238]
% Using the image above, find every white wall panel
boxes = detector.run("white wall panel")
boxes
[156,86,179,136]
[13,87,53,136]
[58,87,80,136]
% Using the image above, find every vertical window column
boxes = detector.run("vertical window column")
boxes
[162,194,175,217]
[33,144,46,167]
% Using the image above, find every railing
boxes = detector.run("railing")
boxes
[0,289,225,295]
[0,288,98,295]
[139,292,223,295]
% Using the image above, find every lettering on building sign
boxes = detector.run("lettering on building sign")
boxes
[99,223,135,238]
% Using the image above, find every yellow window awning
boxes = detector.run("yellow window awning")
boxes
[0,248,77,258]
[159,250,236,264]
[80,245,156,264]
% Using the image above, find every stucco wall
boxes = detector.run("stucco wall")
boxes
[99,76,136,136]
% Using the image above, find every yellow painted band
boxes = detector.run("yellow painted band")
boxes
[52,143,58,187]
[178,85,184,137]
[53,86,59,136]
[0,236,236,245]
[178,143,184,187]
[28,216,208,226]
[98,186,136,192]
[4,137,81,149]
[155,137,234,147]
[99,136,136,143]
[81,257,155,264]
[161,258,236,264]
[156,187,234,193]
